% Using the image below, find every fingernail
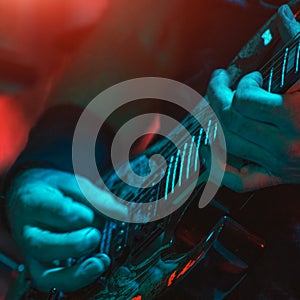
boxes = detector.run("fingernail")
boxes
[95,253,111,270]
[81,256,110,276]
[280,4,294,21]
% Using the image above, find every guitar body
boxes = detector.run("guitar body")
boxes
[10,1,300,299]
[18,148,265,300]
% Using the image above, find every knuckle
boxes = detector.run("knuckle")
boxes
[59,197,73,217]
[234,88,247,103]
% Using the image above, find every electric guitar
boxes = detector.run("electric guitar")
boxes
[10,1,300,299]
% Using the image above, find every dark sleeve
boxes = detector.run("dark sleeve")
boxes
[3,104,114,193]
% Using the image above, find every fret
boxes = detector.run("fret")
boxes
[116,32,300,224]
[194,128,203,172]
[178,142,188,187]
[100,221,108,253]
[164,155,174,200]
[142,34,300,212]
[204,119,212,145]
[213,123,218,141]
[89,10,300,299]
[280,47,289,88]
[147,189,158,217]
[172,149,181,194]
[261,34,300,93]
[267,67,274,92]
[156,169,165,201]
[186,136,195,180]
[296,39,300,73]
[100,221,117,254]
[106,222,115,253]
[287,44,296,73]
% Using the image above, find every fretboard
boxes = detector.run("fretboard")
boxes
[261,33,300,93]
[148,32,300,210]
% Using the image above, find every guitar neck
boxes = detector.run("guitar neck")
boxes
[89,2,300,298]
[261,33,300,93]
[130,29,300,216]
[228,0,300,90]
[166,30,300,172]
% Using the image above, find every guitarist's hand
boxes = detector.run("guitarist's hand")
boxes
[6,168,128,292]
[207,69,300,192]
[206,4,300,192]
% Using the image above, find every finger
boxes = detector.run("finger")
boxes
[23,226,101,261]
[277,5,300,43]
[223,163,282,192]
[207,69,234,113]
[234,72,283,124]
[224,129,284,175]
[28,254,110,292]
[225,109,287,156]
[20,183,95,232]
[57,172,129,221]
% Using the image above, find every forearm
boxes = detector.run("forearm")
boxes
[4,104,114,193]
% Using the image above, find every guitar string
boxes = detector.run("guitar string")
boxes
[97,30,300,299]
[108,189,213,298]
[123,123,207,208]
[260,37,300,80]
[260,50,299,82]
[109,36,300,275]
[260,47,297,77]
[260,53,297,84]
[259,34,300,74]
[118,36,300,207]
[124,112,209,202]
[106,126,207,264]
[250,44,300,92]
[123,28,300,300]
[118,38,300,300]
[104,37,300,260]
[105,42,300,280]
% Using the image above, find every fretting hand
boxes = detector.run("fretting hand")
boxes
[207,69,300,192]
[206,4,300,192]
